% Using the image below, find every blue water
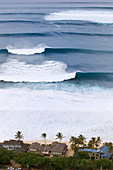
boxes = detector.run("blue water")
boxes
[0,0,113,141]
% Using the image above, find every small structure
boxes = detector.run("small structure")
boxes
[3,140,23,150]
[2,140,29,154]
[28,141,67,157]
[50,142,67,157]
[100,145,110,159]
[78,148,101,160]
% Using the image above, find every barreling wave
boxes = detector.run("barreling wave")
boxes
[1,47,113,55]
[45,10,113,24]
[0,59,75,83]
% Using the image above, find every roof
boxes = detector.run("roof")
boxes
[42,145,51,152]
[78,148,100,153]
[51,142,67,153]
[3,140,23,146]
[29,142,42,150]
[14,144,29,154]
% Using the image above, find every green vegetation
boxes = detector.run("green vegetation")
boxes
[76,151,89,159]
[13,152,113,170]
[15,131,24,141]
[0,148,14,164]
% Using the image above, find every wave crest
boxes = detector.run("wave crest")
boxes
[6,44,47,55]
[45,10,113,24]
[0,59,75,82]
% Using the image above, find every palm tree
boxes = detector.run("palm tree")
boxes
[88,137,96,148]
[42,133,47,145]
[88,136,102,149]
[56,132,64,142]
[96,136,102,148]
[15,131,24,141]
[78,134,86,146]
[70,136,80,152]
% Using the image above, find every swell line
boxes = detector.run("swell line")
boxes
[0,20,42,23]
[0,32,51,37]
[0,32,113,38]
[0,20,112,26]
[0,12,45,15]
[45,48,113,54]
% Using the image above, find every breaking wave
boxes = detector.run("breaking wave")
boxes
[1,47,113,55]
[0,59,75,82]
[45,10,113,24]
[6,44,47,55]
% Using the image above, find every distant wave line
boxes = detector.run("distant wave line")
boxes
[0,20,113,26]
[0,20,42,23]
[0,12,45,15]
[0,32,113,37]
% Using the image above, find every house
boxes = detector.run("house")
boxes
[2,140,29,154]
[50,142,67,157]
[28,142,51,156]
[3,140,23,150]
[42,145,51,156]
[28,141,67,157]
[78,148,101,160]
[100,145,111,159]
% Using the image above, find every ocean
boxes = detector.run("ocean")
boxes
[0,0,113,142]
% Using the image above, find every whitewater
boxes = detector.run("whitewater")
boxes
[0,0,113,142]
[7,44,47,55]
[45,10,113,24]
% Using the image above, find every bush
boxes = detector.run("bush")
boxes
[14,152,44,168]
[0,148,14,164]
[95,159,112,169]
[76,151,89,159]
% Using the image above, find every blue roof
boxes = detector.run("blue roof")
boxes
[100,145,110,159]
[78,148,99,153]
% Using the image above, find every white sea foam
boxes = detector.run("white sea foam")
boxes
[7,44,47,55]
[45,10,113,23]
[0,88,113,141]
[0,59,75,82]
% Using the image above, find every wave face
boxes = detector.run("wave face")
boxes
[0,59,75,82]
[7,44,47,55]
[45,10,113,24]
[75,72,113,82]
